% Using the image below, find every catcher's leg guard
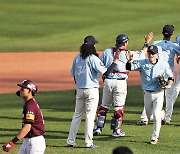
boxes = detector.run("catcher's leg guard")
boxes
[93,106,108,135]
[111,106,125,137]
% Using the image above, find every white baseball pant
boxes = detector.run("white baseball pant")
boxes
[144,90,164,141]
[67,88,99,147]
[18,136,46,154]
[101,79,127,109]
[171,64,180,110]
[140,84,174,124]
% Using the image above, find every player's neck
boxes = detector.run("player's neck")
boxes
[150,59,158,65]
[163,37,171,41]
[118,46,126,50]
[23,96,33,103]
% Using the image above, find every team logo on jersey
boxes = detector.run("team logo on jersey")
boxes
[26,111,35,120]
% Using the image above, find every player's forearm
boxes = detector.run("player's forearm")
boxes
[16,124,31,140]
[103,62,117,76]
[126,62,131,71]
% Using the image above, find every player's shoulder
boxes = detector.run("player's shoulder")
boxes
[26,98,37,106]
[89,54,101,63]
[74,54,80,59]
[103,47,113,53]
[152,40,162,45]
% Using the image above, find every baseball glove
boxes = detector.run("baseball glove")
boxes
[157,75,168,89]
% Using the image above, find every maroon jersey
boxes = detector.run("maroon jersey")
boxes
[22,98,45,138]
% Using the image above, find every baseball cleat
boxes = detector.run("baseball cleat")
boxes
[136,120,148,126]
[86,144,99,148]
[165,119,170,125]
[112,129,125,137]
[161,119,166,125]
[149,140,157,145]
[93,128,102,136]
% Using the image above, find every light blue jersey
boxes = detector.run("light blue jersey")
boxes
[130,59,173,91]
[100,48,144,79]
[152,40,180,72]
[71,54,107,88]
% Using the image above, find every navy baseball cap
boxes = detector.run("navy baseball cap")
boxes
[162,24,174,35]
[147,45,158,54]
[84,35,99,45]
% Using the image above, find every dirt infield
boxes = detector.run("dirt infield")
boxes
[0,52,177,94]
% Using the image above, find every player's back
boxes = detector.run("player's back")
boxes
[152,40,180,71]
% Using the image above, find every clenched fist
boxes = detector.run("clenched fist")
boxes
[2,141,15,152]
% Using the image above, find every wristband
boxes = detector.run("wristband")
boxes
[143,42,149,48]
[12,137,19,144]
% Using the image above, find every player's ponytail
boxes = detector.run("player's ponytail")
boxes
[80,44,99,59]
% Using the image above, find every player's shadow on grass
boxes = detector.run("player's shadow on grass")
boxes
[44,130,85,140]
[125,110,143,114]
[0,128,19,132]
[0,116,19,120]
[128,140,151,144]
[44,116,86,122]
[93,135,131,141]
[43,107,75,112]
[46,145,97,148]
[44,116,73,122]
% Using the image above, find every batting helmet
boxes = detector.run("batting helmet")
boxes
[17,80,38,96]
[116,34,129,47]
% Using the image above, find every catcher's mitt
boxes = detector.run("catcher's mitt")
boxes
[157,75,168,89]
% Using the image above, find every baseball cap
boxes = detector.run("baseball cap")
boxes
[84,35,99,45]
[147,45,158,54]
[162,24,174,35]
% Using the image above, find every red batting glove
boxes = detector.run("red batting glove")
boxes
[2,141,15,152]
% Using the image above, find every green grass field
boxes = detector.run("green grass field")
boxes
[1,0,180,153]
[0,0,180,52]
[0,86,180,154]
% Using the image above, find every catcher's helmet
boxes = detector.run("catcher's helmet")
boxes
[116,34,129,47]
[17,80,38,96]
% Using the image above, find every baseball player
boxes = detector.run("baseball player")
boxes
[137,25,180,125]
[170,34,180,116]
[93,32,153,137]
[126,45,174,144]
[67,35,120,148]
[2,80,46,153]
